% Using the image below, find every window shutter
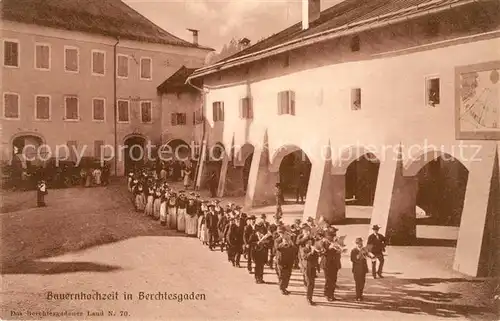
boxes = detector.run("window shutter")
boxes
[249,98,253,118]
[171,113,176,125]
[220,103,225,121]
[290,91,295,115]
[277,92,283,115]
[212,102,217,121]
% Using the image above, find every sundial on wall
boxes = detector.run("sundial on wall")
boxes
[456,61,500,140]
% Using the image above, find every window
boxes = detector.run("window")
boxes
[35,95,50,120]
[64,46,79,72]
[4,40,19,67]
[117,100,130,122]
[277,91,295,115]
[350,35,360,52]
[92,50,105,75]
[65,96,79,120]
[212,101,225,121]
[193,110,203,125]
[171,113,187,126]
[141,101,152,123]
[35,43,50,70]
[239,97,253,119]
[351,88,361,110]
[67,141,77,162]
[94,140,104,159]
[92,98,105,121]
[3,93,20,119]
[140,57,152,80]
[117,54,129,78]
[426,77,440,107]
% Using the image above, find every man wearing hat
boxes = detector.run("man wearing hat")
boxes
[321,228,342,301]
[298,224,320,305]
[250,223,271,284]
[275,225,296,295]
[206,204,219,250]
[244,215,257,273]
[225,217,243,266]
[351,237,369,301]
[367,225,386,278]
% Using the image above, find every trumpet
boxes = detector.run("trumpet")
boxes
[358,247,376,261]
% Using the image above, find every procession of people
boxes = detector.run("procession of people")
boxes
[126,166,387,305]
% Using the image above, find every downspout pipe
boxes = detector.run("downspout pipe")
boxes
[186,78,208,190]
[113,37,120,176]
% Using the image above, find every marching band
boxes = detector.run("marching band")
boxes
[126,168,387,305]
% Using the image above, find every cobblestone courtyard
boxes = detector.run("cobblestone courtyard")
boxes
[1,181,498,320]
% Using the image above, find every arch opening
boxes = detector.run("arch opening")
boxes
[345,153,380,206]
[124,136,146,174]
[415,156,468,231]
[276,147,311,203]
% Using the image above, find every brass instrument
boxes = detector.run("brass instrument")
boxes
[255,232,273,251]
[358,246,376,261]
[329,235,347,253]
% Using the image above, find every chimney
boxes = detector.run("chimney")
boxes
[187,28,199,45]
[302,0,321,30]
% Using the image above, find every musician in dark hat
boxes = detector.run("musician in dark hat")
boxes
[275,225,296,295]
[244,215,257,273]
[298,224,320,306]
[321,229,342,301]
[291,219,302,269]
[250,223,271,284]
[224,217,238,265]
[367,224,386,279]
[351,237,369,301]
[206,204,219,250]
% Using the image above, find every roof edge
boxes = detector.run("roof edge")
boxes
[187,0,477,81]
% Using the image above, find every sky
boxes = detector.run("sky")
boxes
[124,0,344,51]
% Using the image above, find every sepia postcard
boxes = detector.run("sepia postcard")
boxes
[1,0,499,320]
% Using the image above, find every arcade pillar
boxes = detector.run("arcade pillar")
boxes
[217,157,245,197]
[244,146,278,209]
[369,150,418,245]
[303,160,346,223]
[454,143,498,276]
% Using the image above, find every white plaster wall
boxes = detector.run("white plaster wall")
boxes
[203,36,500,169]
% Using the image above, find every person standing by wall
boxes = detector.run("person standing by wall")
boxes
[367,224,386,279]
[351,237,369,301]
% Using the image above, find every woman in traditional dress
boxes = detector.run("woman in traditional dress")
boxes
[185,197,198,236]
[85,168,92,187]
[153,188,162,220]
[145,186,155,216]
[176,192,187,232]
[159,191,168,226]
[127,172,134,192]
[183,166,192,190]
[160,167,167,181]
[198,200,207,241]
[167,192,178,230]
[94,167,102,185]
[134,181,145,212]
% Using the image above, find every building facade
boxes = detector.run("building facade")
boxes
[1,0,211,175]
[188,0,500,277]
